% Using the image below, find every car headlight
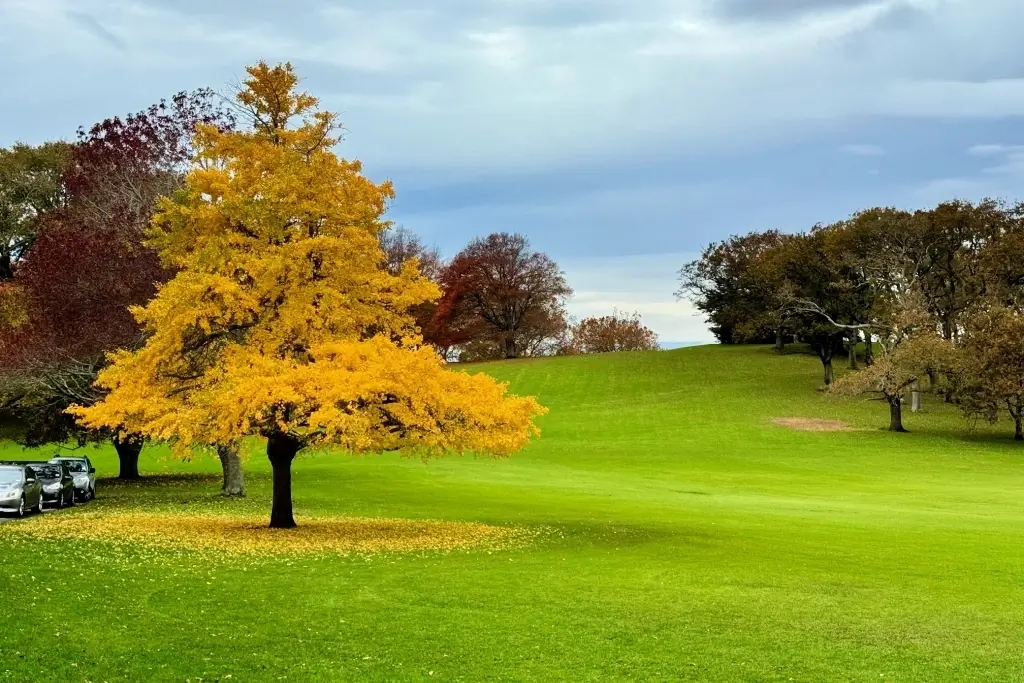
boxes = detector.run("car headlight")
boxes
[73,476,89,484]
[2,486,22,498]
[43,483,60,492]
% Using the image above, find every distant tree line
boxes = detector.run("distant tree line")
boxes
[677,200,1024,438]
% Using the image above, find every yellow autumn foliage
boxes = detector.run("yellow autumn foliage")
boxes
[71,62,545,460]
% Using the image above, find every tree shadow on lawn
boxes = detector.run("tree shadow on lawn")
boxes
[98,472,222,488]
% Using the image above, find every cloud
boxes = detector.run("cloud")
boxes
[5,0,1024,179]
[967,143,1024,157]
[560,253,716,344]
[712,0,885,22]
[913,143,1024,202]
[974,144,1024,174]
[65,10,126,51]
[841,143,885,156]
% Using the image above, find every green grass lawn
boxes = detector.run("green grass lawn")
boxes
[2,344,1023,682]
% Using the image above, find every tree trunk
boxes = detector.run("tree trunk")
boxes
[112,434,143,480]
[217,443,245,497]
[848,338,858,369]
[503,335,517,359]
[774,328,784,353]
[864,333,873,366]
[927,370,938,392]
[889,400,907,433]
[823,359,835,386]
[0,251,12,281]
[1015,416,1023,442]
[267,433,301,528]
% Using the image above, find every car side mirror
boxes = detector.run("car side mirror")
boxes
[89,467,96,474]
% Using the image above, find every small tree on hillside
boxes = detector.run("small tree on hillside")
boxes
[830,307,949,432]
[437,233,572,359]
[72,62,546,528]
[949,306,1024,440]
[562,310,659,354]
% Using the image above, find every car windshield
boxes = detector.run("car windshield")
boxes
[55,460,87,473]
[0,468,23,483]
[34,465,62,479]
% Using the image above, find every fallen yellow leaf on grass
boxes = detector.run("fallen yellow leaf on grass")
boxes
[0,511,538,557]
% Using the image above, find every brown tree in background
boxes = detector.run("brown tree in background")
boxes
[830,304,950,432]
[950,306,1024,440]
[378,225,453,357]
[437,232,572,359]
[562,309,658,354]
[380,225,442,281]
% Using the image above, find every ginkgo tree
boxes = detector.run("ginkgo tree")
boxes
[72,62,546,528]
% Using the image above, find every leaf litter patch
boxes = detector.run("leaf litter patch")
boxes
[772,417,856,432]
[0,511,541,557]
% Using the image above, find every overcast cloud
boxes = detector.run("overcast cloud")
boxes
[3,0,1024,343]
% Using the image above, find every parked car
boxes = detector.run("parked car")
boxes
[48,456,96,501]
[0,464,44,517]
[32,463,76,509]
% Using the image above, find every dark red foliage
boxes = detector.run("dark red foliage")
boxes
[65,89,234,238]
[0,89,233,369]
[435,233,571,359]
[0,218,168,365]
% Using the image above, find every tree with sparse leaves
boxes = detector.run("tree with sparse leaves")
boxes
[949,306,1024,440]
[72,63,546,528]
[561,310,659,354]
[830,305,950,432]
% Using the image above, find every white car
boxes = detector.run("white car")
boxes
[48,456,96,501]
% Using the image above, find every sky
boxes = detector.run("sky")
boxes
[3,0,1024,344]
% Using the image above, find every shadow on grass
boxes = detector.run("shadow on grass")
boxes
[98,473,223,488]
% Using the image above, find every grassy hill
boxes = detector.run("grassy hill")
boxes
[2,345,1023,682]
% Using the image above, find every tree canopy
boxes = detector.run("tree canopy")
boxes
[72,62,546,527]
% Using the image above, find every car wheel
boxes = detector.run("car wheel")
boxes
[35,495,43,514]
[16,496,25,518]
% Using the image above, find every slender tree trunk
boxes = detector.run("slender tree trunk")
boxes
[774,328,784,353]
[927,370,938,392]
[112,434,143,480]
[0,251,12,281]
[889,399,907,433]
[848,338,858,369]
[267,433,301,528]
[217,443,245,497]
[823,359,835,386]
[1015,416,1023,442]
[864,333,873,366]
[503,335,517,359]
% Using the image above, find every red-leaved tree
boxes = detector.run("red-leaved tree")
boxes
[436,233,572,360]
